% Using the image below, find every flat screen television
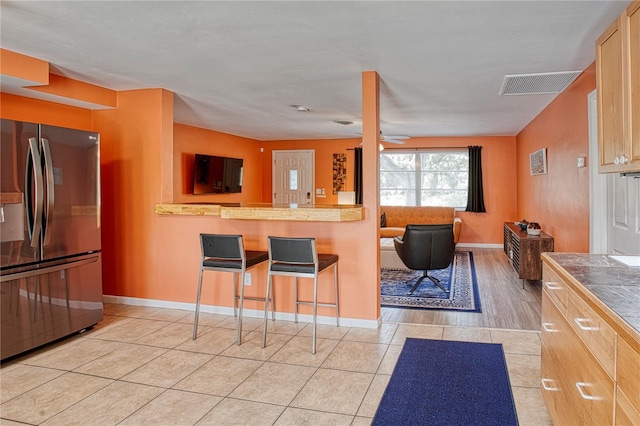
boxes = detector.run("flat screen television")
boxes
[193,154,243,194]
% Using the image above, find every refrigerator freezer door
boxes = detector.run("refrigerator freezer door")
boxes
[39,125,101,260]
[1,252,103,360]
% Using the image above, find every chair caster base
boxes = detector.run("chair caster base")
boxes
[407,272,450,295]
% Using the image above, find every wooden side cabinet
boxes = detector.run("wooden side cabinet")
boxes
[503,222,554,283]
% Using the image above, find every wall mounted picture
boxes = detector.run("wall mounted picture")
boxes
[333,153,347,194]
[529,148,547,175]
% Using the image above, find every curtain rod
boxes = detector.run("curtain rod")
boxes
[381,146,468,151]
[346,146,468,151]
[347,146,469,152]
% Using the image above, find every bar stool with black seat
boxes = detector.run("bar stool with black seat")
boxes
[261,236,339,354]
[192,233,271,345]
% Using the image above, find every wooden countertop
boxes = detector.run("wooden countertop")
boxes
[542,252,640,351]
[155,203,364,222]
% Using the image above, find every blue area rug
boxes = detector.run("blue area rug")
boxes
[373,338,519,426]
[380,251,481,312]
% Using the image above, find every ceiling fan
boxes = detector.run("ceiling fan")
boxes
[357,130,409,144]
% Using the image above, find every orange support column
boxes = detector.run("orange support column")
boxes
[362,71,381,318]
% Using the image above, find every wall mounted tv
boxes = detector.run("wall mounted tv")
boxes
[193,154,243,194]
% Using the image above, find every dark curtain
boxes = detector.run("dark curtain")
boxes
[466,145,486,212]
[354,147,363,204]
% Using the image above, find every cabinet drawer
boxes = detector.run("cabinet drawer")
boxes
[541,294,583,425]
[541,291,573,365]
[541,291,615,425]
[618,336,640,412]
[541,345,581,425]
[566,286,617,378]
[573,338,616,425]
[616,386,640,425]
[542,264,568,313]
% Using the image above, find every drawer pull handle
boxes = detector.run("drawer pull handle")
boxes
[574,318,599,331]
[542,322,558,333]
[541,378,559,391]
[576,382,602,401]
[544,281,562,291]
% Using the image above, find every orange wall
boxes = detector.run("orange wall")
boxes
[259,138,358,204]
[386,136,517,245]
[262,136,517,244]
[172,123,263,203]
[93,89,173,298]
[0,89,379,321]
[516,63,595,252]
[91,91,378,320]
[1,47,590,322]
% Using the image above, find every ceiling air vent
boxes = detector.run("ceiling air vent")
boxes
[499,71,582,96]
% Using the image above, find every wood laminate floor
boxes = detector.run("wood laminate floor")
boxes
[381,248,543,331]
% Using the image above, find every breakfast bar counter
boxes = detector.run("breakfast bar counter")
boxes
[155,203,364,222]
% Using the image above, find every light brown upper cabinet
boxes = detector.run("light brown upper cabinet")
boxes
[597,1,640,173]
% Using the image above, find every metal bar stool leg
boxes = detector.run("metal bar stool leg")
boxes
[334,263,339,326]
[312,275,319,354]
[294,277,299,323]
[232,273,238,317]
[269,278,275,321]
[262,273,273,348]
[237,271,245,345]
[192,268,204,340]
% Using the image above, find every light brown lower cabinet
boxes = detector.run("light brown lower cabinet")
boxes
[541,259,640,425]
[541,289,615,425]
[617,388,640,425]
[617,336,640,425]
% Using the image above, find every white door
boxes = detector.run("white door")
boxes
[607,174,640,254]
[272,150,314,204]
[590,89,640,255]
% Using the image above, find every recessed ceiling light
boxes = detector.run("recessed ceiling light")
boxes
[290,104,310,112]
[333,120,354,125]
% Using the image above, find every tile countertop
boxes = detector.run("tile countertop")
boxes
[543,252,640,341]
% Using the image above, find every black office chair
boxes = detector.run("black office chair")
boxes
[262,236,339,354]
[393,224,456,295]
[192,234,271,345]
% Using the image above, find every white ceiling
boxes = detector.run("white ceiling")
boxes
[0,1,630,141]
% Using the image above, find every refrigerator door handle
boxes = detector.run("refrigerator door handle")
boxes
[25,137,43,248]
[41,138,55,246]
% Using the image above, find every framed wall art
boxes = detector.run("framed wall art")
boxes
[529,148,547,175]
[332,153,347,194]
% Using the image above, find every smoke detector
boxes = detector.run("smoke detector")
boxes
[499,71,582,95]
[290,104,310,112]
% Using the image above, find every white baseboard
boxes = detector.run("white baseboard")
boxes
[103,295,381,329]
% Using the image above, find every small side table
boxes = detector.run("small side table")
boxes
[503,222,554,288]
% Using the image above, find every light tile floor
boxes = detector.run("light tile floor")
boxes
[0,304,552,425]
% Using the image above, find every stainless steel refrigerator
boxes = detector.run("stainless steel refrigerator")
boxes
[1,119,103,361]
